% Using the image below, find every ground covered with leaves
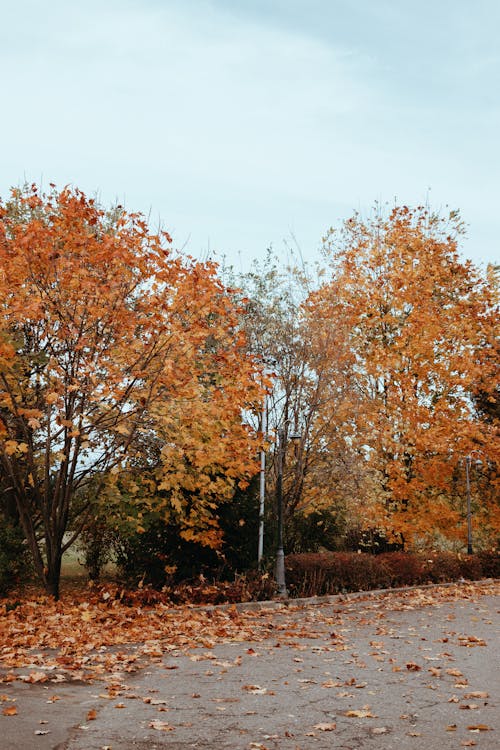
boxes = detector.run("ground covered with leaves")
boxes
[0,579,498,749]
[0,579,498,685]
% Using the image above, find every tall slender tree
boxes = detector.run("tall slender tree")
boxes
[306,206,499,547]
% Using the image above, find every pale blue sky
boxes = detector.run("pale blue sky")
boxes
[1,0,499,269]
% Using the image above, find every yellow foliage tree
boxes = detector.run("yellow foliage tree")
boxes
[0,185,263,597]
[306,206,499,547]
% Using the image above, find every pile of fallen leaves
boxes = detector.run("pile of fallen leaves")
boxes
[0,581,282,683]
[167,571,276,604]
[1,580,498,685]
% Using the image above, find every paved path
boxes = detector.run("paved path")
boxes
[1,584,498,749]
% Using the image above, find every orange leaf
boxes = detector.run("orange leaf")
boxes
[313,722,337,731]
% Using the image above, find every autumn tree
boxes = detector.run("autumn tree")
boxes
[0,185,263,598]
[229,253,363,554]
[306,206,499,548]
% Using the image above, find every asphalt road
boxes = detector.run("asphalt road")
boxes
[1,583,498,749]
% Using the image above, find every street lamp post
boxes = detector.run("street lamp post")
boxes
[275,427,301,598]
[464,453,483,555]
[275,429,286,596]
[465,450,483,555]
[257,395,267,567]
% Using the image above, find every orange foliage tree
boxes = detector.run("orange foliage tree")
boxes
[0,185,263,598]
[306,206,499,548]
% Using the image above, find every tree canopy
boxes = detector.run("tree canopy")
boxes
[0,185,263,597]
[306,206,499,546]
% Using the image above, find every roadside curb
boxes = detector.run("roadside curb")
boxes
[185,577,500,615]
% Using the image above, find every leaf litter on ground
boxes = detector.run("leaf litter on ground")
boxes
[0,580,498,686]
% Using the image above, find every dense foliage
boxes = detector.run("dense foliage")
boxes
[0,185,263,597]
[1,186,498,599]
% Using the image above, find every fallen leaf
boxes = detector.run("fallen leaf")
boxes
[344,709,376,718]
[467,725,491,731]
[149,720,174,731]
[23,672,48,684]
[87,709,97,721]
[406,662,422,671]
[458,635,486,647]
[313,722,336,731]
[2,706,18,716]
[321,680,342,688]
[372,727,389,734]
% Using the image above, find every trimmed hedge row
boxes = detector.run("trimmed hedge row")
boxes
[285,551,500,598]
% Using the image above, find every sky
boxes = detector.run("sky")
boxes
[1,0,499,271]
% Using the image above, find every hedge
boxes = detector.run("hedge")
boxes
[285,550,500,598]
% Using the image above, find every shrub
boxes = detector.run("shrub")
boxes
[476,550,500,578]
[81,475,263,588]
[284,550,495,598]
[0,519,29,595]
[284,509,346,554]
[457,554,483,581]
[377,552,426,587]
[422,552,463,583]
[112,518,220,587]
[79,516,119,581]
[285,552,391,597]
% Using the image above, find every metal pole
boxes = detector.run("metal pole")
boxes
[465,455,473,554]
[258,395,267,566]
[275,428,287,597]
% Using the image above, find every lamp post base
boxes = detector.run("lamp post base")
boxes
[275,547,288,598]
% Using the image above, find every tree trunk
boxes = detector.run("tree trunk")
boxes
[45,553,62,600]
[12,491,64,599]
